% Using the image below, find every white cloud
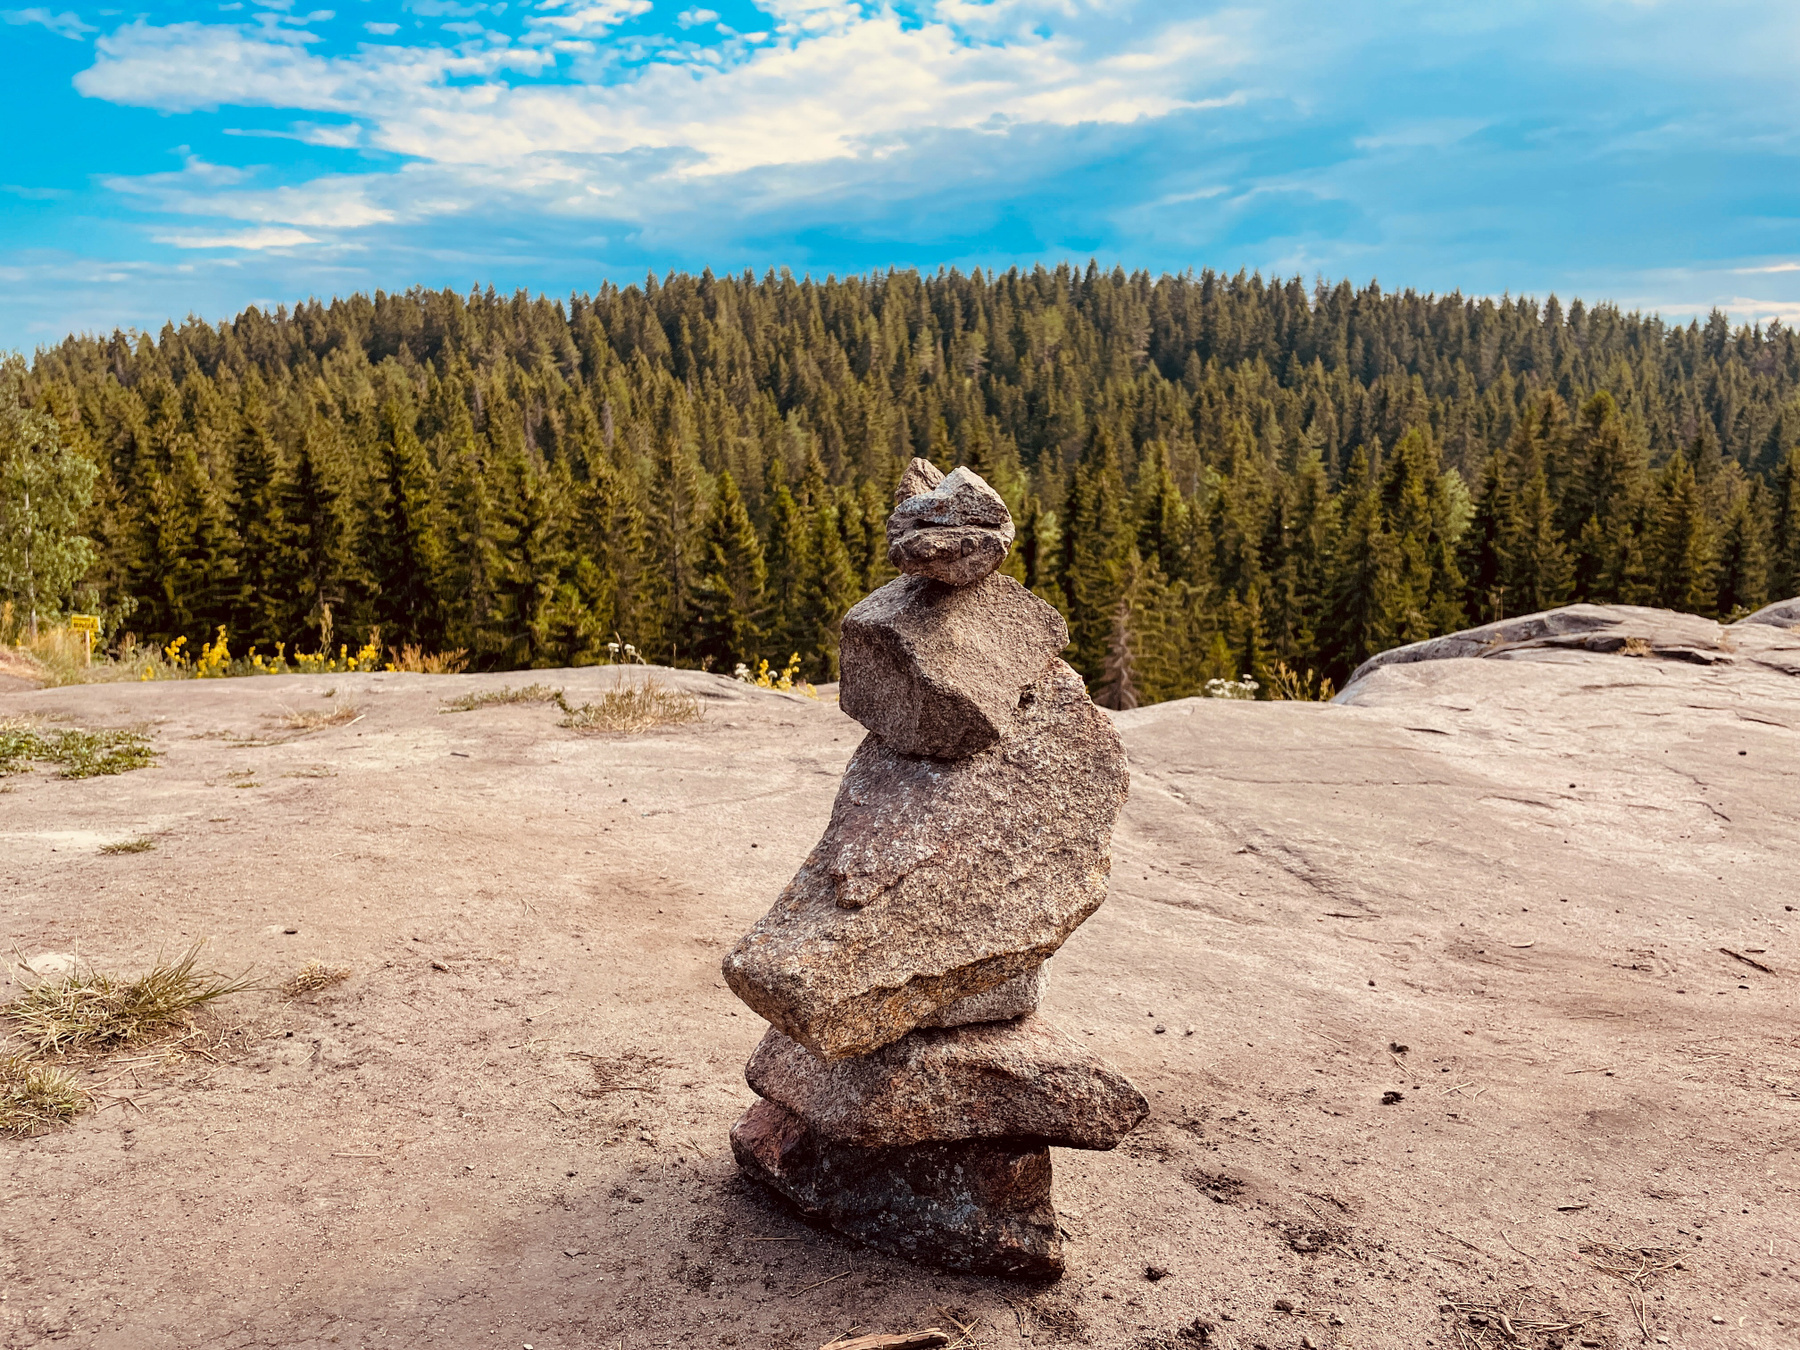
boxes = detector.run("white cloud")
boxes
[154,225,322,249]
[364,21,399,33]
[2,7,94,38]
[527,0,651,37]
[676,7,717,27]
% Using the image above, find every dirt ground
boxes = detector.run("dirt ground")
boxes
[0,643,1795,1350]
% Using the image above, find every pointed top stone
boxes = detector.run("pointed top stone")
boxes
[887,465,1015,586]
[894,456,945,506]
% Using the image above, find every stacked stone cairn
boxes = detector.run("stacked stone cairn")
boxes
[722,457,1147,1280]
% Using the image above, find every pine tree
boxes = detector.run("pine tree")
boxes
[643,431,703,663]
[441,440,513,666]
[1772,447,1800,601]
[691,470,768,671]
[1648,454,1715,614]
[1380,427,1465,641]
[1506,427,1573,615]
[228,399,285,646]
[796,502,859,680]
[272,420,344,650]
[1060,425,1132,682]
[1461,442,1517,622]
[762,478,812,663]
[1713,482,1768,618]
[1320,447,1401,682]
[365,400,445,649]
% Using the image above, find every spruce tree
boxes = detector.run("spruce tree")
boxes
[1772,447,1800,601]
[1649,454,1715,614]
[366,400,446,649]
[797,502,859,680]
[691,470,768,671]
[1713,483,1769,618]
[273,421,345,650]
[0,360,96,636]
[762,478,812,664]
[643,431,703,663]
[1060,425,1132,683]
[1461,443,1517,622]
[228,399,285,646]
[1320,447,1400,682]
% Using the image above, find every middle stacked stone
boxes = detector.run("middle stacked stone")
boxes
[722,459,1148,1279]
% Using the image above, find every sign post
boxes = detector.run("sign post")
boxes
[68,614,100,665]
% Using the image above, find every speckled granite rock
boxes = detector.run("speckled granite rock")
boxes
[838,572,1067,759]
[729,1098,1063,1280]
[893,456,944,505]
[721,660,1129,1060]
[744,1014,1148,1149]
[887,464,1015,586]
[921,964,1046,1028]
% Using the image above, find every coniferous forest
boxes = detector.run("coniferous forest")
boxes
[8,264,1800,706]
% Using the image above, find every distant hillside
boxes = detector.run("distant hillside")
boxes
[12,266,1800,701]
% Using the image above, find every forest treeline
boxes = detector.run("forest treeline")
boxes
[7,263,1800,704]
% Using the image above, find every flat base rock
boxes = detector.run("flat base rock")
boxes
[744,1013,1148,1149]
[838,572,1067,760]
[722,660,1129,1060]
[921,965,1045,1028]
[730,1099,1064,1280]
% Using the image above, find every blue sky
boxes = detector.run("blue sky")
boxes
[3,1,1799,351]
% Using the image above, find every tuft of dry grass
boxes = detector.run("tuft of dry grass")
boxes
[389,644,470,674]
[3,945,256,1057]
[0,1056,88,1137]
[269,703,363,732]
[440,683,564,713]
[281,960,351,998]
[560,677,703,735]
[99,837,156,855]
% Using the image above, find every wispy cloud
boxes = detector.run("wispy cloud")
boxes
[3,6,93,38]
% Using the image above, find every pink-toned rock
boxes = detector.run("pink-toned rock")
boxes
[730,1099,1063,1280]
[838,572,1067,759]
[922,965,1045,1028]
[887,465,1015,586]
[892,456,944,505]
[721,660,1129,1060]
[744,1014,1147,1149]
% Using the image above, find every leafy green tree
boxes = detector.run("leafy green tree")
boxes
[0,359,96,636]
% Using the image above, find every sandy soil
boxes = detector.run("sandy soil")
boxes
[0,643,1796,1350]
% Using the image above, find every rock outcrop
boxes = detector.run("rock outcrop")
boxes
[722,456,1144,1277]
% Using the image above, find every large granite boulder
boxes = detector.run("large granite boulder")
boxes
[838,572,1068,759]
[887,465,1016,586]
[730,1099,1063,1279]
[744,1014,1148,1149]
[721,660,1129,1060]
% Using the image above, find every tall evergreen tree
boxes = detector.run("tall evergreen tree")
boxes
[643,431,704,663]
[228,398,285,645]
[691,470,768,671]
[1648,454,1715,614]
[365,400,445,648]
[1320,447,1401,683]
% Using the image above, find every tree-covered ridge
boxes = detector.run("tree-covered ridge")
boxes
[13,264,1800,702]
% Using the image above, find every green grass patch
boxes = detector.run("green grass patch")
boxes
[99,837,156,855]
[440,683,565,713]
[0,720,157,778]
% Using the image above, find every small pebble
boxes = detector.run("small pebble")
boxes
[1154,1024,1167,1035]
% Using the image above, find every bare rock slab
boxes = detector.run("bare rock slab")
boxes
[744,1014,1148,1149]
[887,465,1016,586]
[730,1099,1064,1280]
[722,660,1129,1060]
[839,572,1068,759]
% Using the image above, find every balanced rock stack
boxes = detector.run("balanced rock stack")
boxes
[722,458,1147,1279]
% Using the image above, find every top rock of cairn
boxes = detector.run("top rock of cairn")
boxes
[887,458,1016,587]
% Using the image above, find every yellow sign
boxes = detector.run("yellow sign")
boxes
[68,614,100,634]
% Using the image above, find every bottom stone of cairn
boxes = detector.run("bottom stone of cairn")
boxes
[729,1099,1064,1280]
